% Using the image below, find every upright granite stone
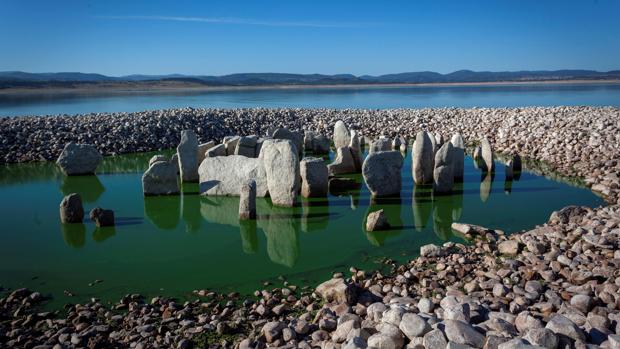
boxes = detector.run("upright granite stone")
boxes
[433,142,455,194]
[148,154,168,167]
[235,136,258,158]
[369,138,391,154]
[412,131,434,185]
[328,147,357,175]
[199,156,268,197]
[142,161,179,196]
[59,193,84,223]
[224,136,240,155]
[392,137,401,150]
[239,179,257,220]
[177,130,199,182]
[333,120,350,149]
[349,130,363,172]
[56,142,102,175]
[450,133,465,181]
[206,144,226,158]
[303,131,315,151]
[259,139,300,207]
[312,135,331,154]
[273,128,303,156]
[362,151,403,197]
[300,157,328,197]
[434,133,444,149]
[198,141,215,164]
[89,207,115,227]
[480,137,495,173]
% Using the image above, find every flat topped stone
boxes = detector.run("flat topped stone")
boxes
[56,142,102,175]
[142,161,179,196]
[199,155,268,197]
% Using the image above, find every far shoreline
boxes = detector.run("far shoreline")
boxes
[1,79,620,96]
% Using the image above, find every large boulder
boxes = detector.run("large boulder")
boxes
[199,156,268,197]
[412,131,434,185]
[333,120,351,149]
[56,142,102,175]
[312,135,331,154]
[300,157,328,197]
[273,128,303,156]
[259,139,300,207]
[315,278,357,305]
[239,179,256,220]
[433,142,455,194]
[328,147,357,175]
[59,193,84,223]
[450,133,465,181]
[362,151,403,197]
[142,161,180,196]
[480,137,495,172]
[177,130,199,182]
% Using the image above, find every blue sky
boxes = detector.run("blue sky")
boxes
[1,0,619,76]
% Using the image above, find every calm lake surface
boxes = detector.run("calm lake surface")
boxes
[1,83,619,117]
[0,149,605,308]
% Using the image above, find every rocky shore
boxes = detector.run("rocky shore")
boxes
[1,106,620,348]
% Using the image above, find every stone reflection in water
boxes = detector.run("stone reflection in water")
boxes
[60,175,105,203]
[451,183,464,222]
[239,220,258,254]
[504,179,513,194]
[364,197,403,246]
[144,195,181,230]
[61,223,86,248]
[412,184,433,232]
[93,226,116,242]
[264,206,300,267]
[182,193,202,232]
[433,195,456,241]
[480,172,494,203]
[301,198,329,233]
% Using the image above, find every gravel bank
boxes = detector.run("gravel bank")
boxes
[1,106,619,348]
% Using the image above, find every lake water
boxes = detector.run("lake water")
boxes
[0,149,605,308]
[1,83,619,117]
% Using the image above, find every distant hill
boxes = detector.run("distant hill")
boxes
[1,69,619,89]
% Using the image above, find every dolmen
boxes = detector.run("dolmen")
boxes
[56,142,102,175]
[362,151,403,197]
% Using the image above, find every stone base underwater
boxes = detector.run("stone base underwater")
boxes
[1,106,619,348]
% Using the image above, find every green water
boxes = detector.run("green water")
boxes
[0,150,605,308]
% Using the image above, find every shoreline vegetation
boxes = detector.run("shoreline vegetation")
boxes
[1,106,619,348]
[1,79,620,96]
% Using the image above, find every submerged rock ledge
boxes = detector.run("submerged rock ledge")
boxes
[1,106,619,348]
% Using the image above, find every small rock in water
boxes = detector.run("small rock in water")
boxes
[366,209,390,231]
[89,207,115,227]
[59,193,84,223]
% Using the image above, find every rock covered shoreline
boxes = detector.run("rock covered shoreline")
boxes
[1,106,620,348]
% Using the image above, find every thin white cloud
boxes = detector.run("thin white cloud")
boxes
[95,15,369,28]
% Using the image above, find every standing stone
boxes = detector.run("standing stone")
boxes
[366,209,390,231]
[142,161,180,196]
[235,136,257,158]
[59,193,84,223]
[206,144,226,158]
[450,134,465,181]
[434,143,455,194]
[89,207,115,227]
[300,157,328,198]
[480,138,495,173]
[362,151,403,197]
[328,147,357,175]
[349,130,363,172]
[369,138,391,154]
[434,133,444,149]
[312,135,331,154]
[56,142,102,175]
[224,136,241,155]
[334,120,351,150]
[198,141,215,164]
[392,137,401,150]
[259,139,300,207]
[303,131,315,151]
[177,130,199,182]
[239,179,257,220]
[148,155,168,167]
[412,131,434,185]
[273,128,303,156]
[430,132,437,155]
[170,153,180,174]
